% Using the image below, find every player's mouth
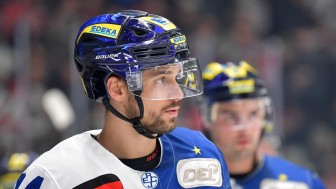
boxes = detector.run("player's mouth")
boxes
[237,138,250,146]
[164,107,180,117]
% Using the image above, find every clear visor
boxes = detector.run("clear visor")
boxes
[125,58,203,100]
[210,99,265,131]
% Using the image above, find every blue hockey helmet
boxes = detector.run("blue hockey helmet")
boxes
[202,61,268,104]
[74,10,203,102]
[0,152,38,189]
[74,10,203,139]
[202,61,273,132]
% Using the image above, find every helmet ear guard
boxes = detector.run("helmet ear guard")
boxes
[125,68,142,92]
[262,96,274,134]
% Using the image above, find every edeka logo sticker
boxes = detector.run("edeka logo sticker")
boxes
[139,17,176,31]
[76,24,121,44]
[177,158,222,188]
[141,172,159,189]
[90,25,117,37]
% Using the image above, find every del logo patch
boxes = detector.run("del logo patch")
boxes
[176,158,222,188]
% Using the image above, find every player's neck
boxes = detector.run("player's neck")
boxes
[227,153,260,175]
[98,112,157,159]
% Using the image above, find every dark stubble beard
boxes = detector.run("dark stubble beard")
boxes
[143,100,182,134]
[125,95,182,135]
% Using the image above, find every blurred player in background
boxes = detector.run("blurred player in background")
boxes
[201,61,326,188]
[0,152,38,189]
[14,10,231,188]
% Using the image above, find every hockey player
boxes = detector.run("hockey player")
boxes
[201,61,326,188]
[14,10,231,188]
[0,152,38,189]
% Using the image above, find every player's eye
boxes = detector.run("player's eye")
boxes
[249,110,260,120]
[219,111,236,122]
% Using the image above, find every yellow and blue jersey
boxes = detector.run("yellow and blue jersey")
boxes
[231,155,326,189]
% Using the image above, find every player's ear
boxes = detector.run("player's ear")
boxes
[106,76,128,102]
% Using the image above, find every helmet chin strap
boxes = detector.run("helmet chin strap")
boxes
[102,91,162,139]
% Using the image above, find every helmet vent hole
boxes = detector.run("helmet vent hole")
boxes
[79,34,98,43]
[152,46,166,51]
[150,52,166,56]
[132,29,147,37]
[133,48,147,53]
[132,45,169,59]
[175,50,189,59]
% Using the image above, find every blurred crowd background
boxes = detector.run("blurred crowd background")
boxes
[0,0,336,187]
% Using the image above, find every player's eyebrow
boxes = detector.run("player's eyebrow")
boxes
[152,70,174,77]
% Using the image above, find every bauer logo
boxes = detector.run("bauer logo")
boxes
[177,158,222,188]
[76,24,121,43]
[95,53,121,61]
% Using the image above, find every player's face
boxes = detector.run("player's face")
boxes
[126,65,184,135]
[209,98,264,160]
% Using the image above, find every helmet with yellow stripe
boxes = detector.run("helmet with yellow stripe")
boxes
[202,61,273,133]
[0,152,38,189]
[202,61,268,103]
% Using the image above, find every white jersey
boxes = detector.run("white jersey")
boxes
[15,127,231,188]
